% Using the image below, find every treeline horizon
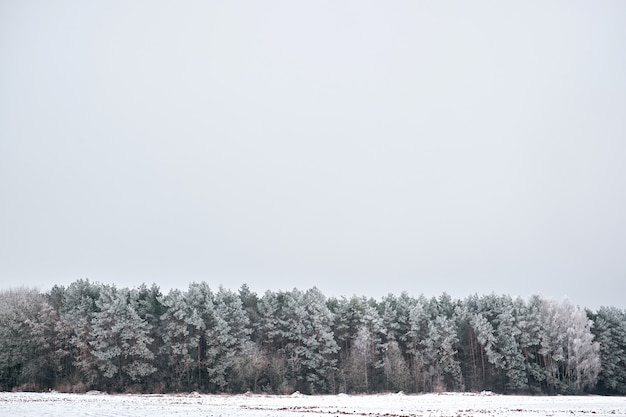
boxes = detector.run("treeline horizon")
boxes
[1,280,625,396]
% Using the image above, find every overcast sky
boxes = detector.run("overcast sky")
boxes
[1,1,625,310]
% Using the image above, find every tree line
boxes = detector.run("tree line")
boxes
[0,280,624,395]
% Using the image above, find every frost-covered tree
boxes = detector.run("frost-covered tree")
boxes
[563,302,600,392]
[426,315,464,391]
[254,288,339,393]
[381,292,414,349]
[328,296,360,365]
[338,296,386,393]
[461,294,538,393]
[281,289,308,387]
[407,296,463,392]
[360,298,386,368]
[0,288,56,390]
[183,282,214,390]
[380,293,413,392]
[159,289,196,391]
[406,297,430,392]
[344,325,374,392]
[460,304,503,391]
[256,290,285,351]
[590,307,626,394]
[89,286,156,390]
[1,280,618,394]
[232,340,268,392]
[205,286,251,391]
[256,290,288,391]
[537,298,600,393]
[160,283,257,392]
[493,298,528,392]
[269,288,338,393]
[238,284,260,340]
[52,279,102,388]
[515,295,546,393]
[299,288,339,393]
[382,340,410,392]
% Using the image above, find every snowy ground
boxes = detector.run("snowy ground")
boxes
[1,391,625,417]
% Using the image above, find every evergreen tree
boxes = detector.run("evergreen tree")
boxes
[0,288,56,390]
[328,296,361,384]
[0,279,621,395]
[205,286,251,391]
[406,296,430,392]
[380,293,413,392]
[339,296,386,393]
[426,315,464,391]
[256,290,289,392]
[407,296,463,392]
[299,288,339,393]
[516,295,545,393]
[238,284,260,341]
[493,298,528,392]
[159,289,196,391]
[462,306,502,391]
[183,282,215,390]
[90,286,156,390]
[54,279,102,388]
[590,307,626,394]
[344,325,374,392]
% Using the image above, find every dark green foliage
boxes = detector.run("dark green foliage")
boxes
[0,282,615,395]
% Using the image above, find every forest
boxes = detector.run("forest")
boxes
[1,280,625,396]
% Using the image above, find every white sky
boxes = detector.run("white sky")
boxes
[1,1,625,310]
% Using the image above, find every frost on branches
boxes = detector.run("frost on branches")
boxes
[0,282,613,395]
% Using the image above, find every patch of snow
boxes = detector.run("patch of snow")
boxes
[2,392,626,417]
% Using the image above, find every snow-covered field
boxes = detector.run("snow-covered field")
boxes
[1,391,625,417]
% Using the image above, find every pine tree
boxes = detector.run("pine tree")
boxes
[328,295,361,390]
[54,279,102,388]
[345,325,374,392]
[469,310,503,389]
[89,286,156,390]
[406,296,430,392]
[426,315,464,391]
[494,298,528,392]
[205,286,251,391]
[338,296,386,393]
[256,290,289,393]
[299,288,339,393]
[516,295,545,393]
[590,307,626,394]
[380,293,413,392]
[159,289,195,391]
[184,282,214,390]
[1,279,619,395]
